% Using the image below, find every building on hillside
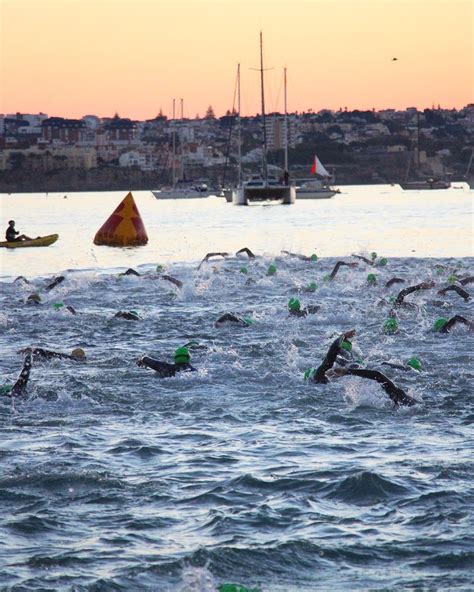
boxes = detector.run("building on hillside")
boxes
[42,117,85,144]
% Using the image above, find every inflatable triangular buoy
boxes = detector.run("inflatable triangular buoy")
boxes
[93,192,148,247]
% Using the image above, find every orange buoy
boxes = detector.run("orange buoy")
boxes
[93,192,148,247]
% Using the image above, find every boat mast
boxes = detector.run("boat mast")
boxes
[416,110,421,173]
[237,63,242,187]
[259,31,268,182]
[284,66,288,175]
[172,98,176,187]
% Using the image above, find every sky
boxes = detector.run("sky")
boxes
[1,0,472,120]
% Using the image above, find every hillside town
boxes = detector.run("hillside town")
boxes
[0,104,473,192]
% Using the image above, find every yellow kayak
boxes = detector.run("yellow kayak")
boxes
[0,234,59,248]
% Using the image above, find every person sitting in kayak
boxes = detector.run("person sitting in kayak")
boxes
[5,220,31,242]
[136,346,196,378]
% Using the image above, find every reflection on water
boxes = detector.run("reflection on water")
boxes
[1,184,472,278]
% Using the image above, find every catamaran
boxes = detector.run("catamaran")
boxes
[232,33,295,205]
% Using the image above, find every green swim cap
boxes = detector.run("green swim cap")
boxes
[240,266,248,274]
[0,384,12,395]
[367,273,377,284]
[323,274,330,282]
[53,302,64,310]
[310,253,318,261]
[288,297,301,312]
[156,264,165,273]
[406,357,422,371]
[218,584,259,592]
[383,317,398,334]
[341,339,352,352]
[243,317,253,326]
[389,295,396,303]
[174,346,190,364]
[378,258,388,267]
[306,282,317,292]
[371,252,377,260]
[304,367,316,380]
[130,310,139,316]
[435,265,445,275]
[447,275,458,284]
[267,264,277,276]
[433,317,448,332]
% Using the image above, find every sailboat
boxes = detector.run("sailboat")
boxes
[152,99,214,199]
[295,155,339,199]
[400,111,450,190]
[232,33,295,205]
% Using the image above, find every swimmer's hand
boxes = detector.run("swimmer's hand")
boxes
[136,356,146,368]
[343,329,356,340]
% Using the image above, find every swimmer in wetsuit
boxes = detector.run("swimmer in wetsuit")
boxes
[328,261,358,280]
[288,297,319,317]
[236,247,256,259]
[1,353,33,397]
[137,346,196,378]
[308,330,416,407]
[392,281,435,308]
[114,311,142,321]
[214,313,253,327]
[385,277,406,288]
[281,251,318,262]
[44,275,65,292]
[433,315,474,333]
[18,347,86,362]
[437,284,470,302]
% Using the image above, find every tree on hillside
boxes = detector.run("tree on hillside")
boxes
[205,105,216,120]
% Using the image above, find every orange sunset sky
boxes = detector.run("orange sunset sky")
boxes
[1,0,472,120]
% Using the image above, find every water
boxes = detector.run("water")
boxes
[0,186,473,591]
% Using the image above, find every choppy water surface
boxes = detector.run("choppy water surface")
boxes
[0,187,473,591]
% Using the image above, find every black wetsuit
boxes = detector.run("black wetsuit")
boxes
[329,261,357,280]
[21,348,82,362]
[437,285,470,302]
[385,278,405,288]
[120,268,140,277]
[289,305,320,318]
[138,356,196,378]
[438,315,473,333]
[339,368,417,407]
[215,313,249,327]
[10,353,32,397]
[44,276,65,291]
[114,311,141,321]
[312,335,345,383]
[394,282,433,307]
[236,247,255,259]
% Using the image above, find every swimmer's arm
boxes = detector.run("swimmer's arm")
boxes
[441,315,473,333]
[11,353,32,397]
[236,247,255,259]
[437,285,470,301]
[329,261,357,280]
[385,277,406,288]
[460,276,474,286]
[352,254,373,266]
[197,252,230,269]
[394,281,434,305]
[160,275,183,289]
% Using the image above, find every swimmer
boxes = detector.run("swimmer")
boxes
[2,353,32,397]
[214,313,252,327]
[385,277,406,288]
[114,311,142,321]
[281,250,318,262]
[288,297,319,317]
[17,347,86,362]
[381,357,422,372]
[235,247,256,259]
[137,346,196,378]
[159,274,183,289]
[392,281,434,308]
[197,252,230,270]
[332,367,418,407]
[14,276,30,284]
[26,293,42,305]
[44,275,65,292]
[433,315,474,333]
[437,284,470,302]
[309,329,356,384]
[52,302,77,315]
[119,268,140,277]
[351,253,376,266]
[328,261,358,281]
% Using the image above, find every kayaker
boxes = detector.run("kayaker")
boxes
[5,220,31,242]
